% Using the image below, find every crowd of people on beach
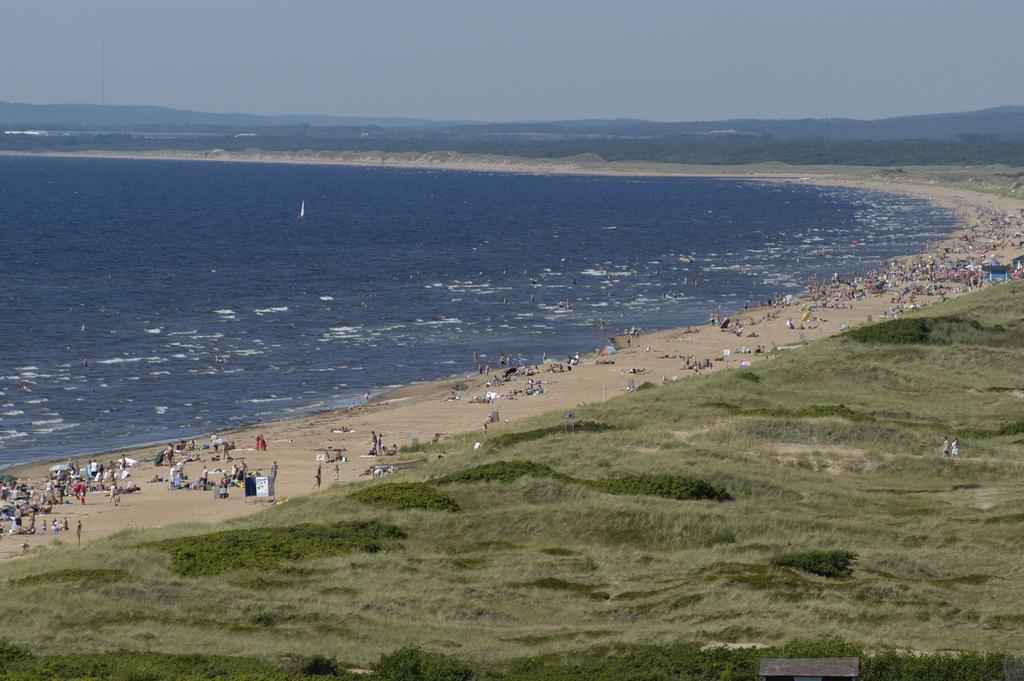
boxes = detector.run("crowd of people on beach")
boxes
[1,453,142,536]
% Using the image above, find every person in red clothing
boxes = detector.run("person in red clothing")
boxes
[256,433,267,451]
[73,480,86,504]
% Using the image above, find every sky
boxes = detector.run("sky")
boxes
[0,0,1021,122]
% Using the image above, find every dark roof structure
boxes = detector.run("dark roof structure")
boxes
[759,657,859,677]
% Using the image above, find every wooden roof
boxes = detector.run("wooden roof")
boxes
[759,656,859,676]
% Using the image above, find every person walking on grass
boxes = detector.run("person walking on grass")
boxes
[951,437,960,458]
[942,436,950,457]
[76,520,82,547]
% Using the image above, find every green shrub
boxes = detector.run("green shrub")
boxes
[436,463,730,503]
[0,640,1007,680]
[349,483,461,512]
[861,648,1006,681]
[434,460,571,485]
[847,317,934,344]
[299,655,341,676]
[846,314,1023,348]
[9,568,127,587]
[0,649,355,680]
[703,402,873,422]
[735,371,760,383]
[372,646,474,681]
[771,549,857,578]
[152,521,405,576]
[586,475,732,502]
[486,421,616,449]
[0,641,29,670]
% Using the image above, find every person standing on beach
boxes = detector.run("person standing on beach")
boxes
[76,520,82,546]
[271,461,278,479]
[313,464,321,490]
[333,464,340,482]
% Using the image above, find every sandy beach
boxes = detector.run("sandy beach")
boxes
[3,157,1023,562]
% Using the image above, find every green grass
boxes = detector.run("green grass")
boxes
[585,475,732,502]
[436,461,731,501]
[8,281,1024,667]
[484,421,616,449]
[349,482,462,512]
[152,521,405,576]
[771,550,858,578]
[8,568,127,586]
[434,460,573,485]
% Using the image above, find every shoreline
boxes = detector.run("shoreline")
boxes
[3,152,1022,562]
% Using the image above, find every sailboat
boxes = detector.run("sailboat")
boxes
[298,200,305,219]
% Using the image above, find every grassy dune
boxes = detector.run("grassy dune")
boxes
[7,282,1024,675]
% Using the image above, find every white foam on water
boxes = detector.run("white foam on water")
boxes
[145,328,162,334]
[14,366,38,371]
[97,356,161,365]
[2,411,24,416]
[34,422,79,434]
[319,296,334,301]
[253,306,289,314]
[214,309,236,315]
[155,406,168,414]
[415,317,462,326]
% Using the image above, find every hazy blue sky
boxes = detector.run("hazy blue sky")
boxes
[1,0,1020,122]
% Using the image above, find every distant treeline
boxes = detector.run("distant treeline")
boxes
[4,132,1024,166]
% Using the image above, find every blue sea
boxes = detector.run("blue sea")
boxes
[0,157,959,464]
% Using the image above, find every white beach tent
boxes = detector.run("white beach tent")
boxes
[49,464,71,473]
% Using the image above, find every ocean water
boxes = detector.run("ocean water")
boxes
[0,157,959,463]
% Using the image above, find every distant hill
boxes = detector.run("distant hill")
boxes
[3,101,1024,140]
[454,106,1024,141]
[0,100,453,129]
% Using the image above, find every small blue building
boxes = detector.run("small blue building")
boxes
[983,264,1009,282]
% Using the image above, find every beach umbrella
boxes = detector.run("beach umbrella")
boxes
[49,464,70,473]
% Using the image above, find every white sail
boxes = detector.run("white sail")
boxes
[298,200,305,219]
